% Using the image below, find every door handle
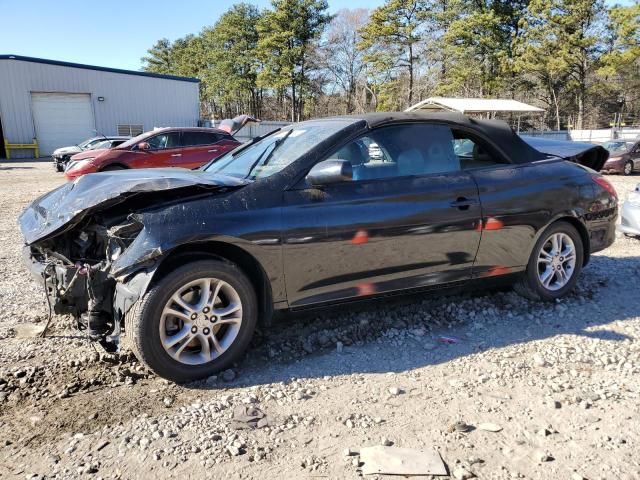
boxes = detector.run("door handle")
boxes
[450,197,478,210]
[170,154,182,157]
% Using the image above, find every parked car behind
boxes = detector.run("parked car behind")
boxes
[64,116,258,180]
[52,136,129,172]
[20,112,617,382]
[600,139,640,175]
[64,128,240,179]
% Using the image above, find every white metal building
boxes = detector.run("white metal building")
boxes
[0,54,200,158]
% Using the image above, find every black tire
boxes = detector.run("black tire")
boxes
[623,161,633,176]
[125,260,257,382]
[101,164,126,172]
[55,164,64,172]
[514,221,584,301]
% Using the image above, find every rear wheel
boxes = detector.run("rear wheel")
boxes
[126,260,257,382]
[514,221,583,301]
[624,161,633,176]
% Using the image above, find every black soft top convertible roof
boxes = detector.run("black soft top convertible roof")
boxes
[313,112,605,170]
[320,112,546,164]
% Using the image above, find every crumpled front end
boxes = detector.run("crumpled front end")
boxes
[19,168,249,350]
[21,214,148,349]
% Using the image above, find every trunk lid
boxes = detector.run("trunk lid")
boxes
[521,136,609,171]
[217,115,260,135]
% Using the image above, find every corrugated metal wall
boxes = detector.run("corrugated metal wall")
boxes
[0,58,199,157]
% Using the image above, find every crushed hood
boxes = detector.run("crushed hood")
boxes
[521,136,609,171]
[19,168,249,245]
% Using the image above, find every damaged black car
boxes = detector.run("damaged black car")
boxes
[20,113,617,382]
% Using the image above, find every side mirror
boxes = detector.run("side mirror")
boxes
[306,159,353,186]
[137,142,150,151]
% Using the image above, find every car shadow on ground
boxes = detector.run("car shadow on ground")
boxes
[189,254,638,390]
[0,166,35,170]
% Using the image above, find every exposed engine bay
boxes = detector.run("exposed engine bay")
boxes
[25,213,143,348]
[20,168,249,352]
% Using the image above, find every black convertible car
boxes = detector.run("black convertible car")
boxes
[20,113,617,382]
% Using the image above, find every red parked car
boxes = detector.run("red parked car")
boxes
[64,116,257,179]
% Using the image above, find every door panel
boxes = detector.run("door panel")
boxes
[283,174,481,307]
[470,161,583,278]
[144,147,183,168]
[143,132,183,168]
[181,139,238,168]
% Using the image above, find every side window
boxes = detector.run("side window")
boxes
[183,131,222,146]
[331,123,460,181]
[452,130,510,170]
[147,132,181,150]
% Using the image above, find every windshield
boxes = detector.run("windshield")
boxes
[78,138,100,149]
[92,140,112,150]
[117,131,155,149]
[602,141,633,153]
[205,120,354,180]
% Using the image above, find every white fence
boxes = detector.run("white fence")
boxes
[568,129,616,143]
[524,128,640,143]
[617,129,640,141]
[520,130,570,141]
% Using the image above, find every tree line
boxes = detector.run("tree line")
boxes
[142,0,640,130]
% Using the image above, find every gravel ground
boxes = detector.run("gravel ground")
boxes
[0,160,639,480]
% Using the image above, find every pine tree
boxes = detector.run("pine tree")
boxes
[358,0,432,109]
[257,0,331,121]
[141,38,175,73]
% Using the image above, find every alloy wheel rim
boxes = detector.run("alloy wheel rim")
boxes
[537,232,576,291]
[159,278,242,365]
[625,163,632,175]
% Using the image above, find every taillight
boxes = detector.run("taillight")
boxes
[591,175,618,200]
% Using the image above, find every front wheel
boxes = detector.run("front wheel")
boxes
[623,161,633,176]
[514,221,584,301]
[126,260,257,382]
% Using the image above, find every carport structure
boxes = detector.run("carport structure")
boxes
[405,97,544,132]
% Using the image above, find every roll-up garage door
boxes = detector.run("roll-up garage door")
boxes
[31,93,95,156]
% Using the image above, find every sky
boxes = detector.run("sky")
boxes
[1,0,634,72]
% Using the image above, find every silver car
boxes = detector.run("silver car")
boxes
[619,183,640,237]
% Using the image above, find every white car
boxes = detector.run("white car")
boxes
[619,183,640,237]
[368,142,383,160]
[52,136,129,172]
